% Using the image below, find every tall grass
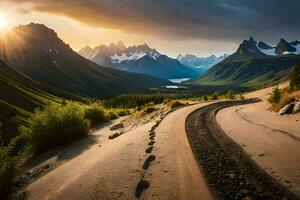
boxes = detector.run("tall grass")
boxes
[273,90,300,111]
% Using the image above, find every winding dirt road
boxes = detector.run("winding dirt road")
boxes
[23,103,214,200]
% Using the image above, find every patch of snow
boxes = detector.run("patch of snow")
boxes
[283,51,292,55]
[259,48,276,56]
[111,52,147,63]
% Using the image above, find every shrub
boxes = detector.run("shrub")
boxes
[117,109,130,117]
[290,64,300,91]
[170,101,184,109]
[106,111,118,120]
[268,85,281,105]
[203,96,208,101]
[22,103,90,153]
[84,104,106,127]
[239,94,245,100]
[0,144,21,199]
[163,99,171,105]
[143,106,156,114]
[211,93,218,100]
[226,90,235,99]
[273,90,300,111]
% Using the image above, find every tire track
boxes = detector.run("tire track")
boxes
[235,107,300,142]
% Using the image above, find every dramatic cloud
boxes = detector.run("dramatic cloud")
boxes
[10,0,300,42]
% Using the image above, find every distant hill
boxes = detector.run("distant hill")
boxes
[0,23,169,99]
[78,42,197,79]
[177,54,228,74]
[187,37,300,89]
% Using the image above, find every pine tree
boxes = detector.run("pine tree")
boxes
[268,85,281,104]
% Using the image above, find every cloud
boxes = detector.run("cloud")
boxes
[10,0,300,42]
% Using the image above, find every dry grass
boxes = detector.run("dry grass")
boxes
[164,100,185,109]
[274,90,300,112]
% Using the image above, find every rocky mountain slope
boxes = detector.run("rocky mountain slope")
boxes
[78,42,197,79]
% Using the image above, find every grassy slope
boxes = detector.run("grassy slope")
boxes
[0,60,86,143]
[188,55,300,89]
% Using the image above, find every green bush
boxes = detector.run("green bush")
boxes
[106,111,118,120]
[0,144,21,199]
[84,104,106,127]
[290,64,300,91]
[268,85,281,104]
[22,103,90,153]
[203,96,208,101]
[226,90,235,99]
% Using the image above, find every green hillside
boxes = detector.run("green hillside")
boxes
[0,60,85,144]
[187,55,300,89]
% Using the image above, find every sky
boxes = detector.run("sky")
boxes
[0,0,299,57]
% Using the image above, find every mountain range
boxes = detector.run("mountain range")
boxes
[78,42,198,80]
[177,54,228,74]
[227,37,300,61]
[0,23,169,99]
[188,37,300,88]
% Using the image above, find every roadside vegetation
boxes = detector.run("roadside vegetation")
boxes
[268,65,300,112]
[0,100,132,198]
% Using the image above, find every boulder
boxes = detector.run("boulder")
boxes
[109,132,120,140]
[279,103,294,115]
[293,102,300,113]
[109,123,124,130]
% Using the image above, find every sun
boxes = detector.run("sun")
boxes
[0,14,8,29]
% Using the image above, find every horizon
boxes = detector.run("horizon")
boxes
[1,0,299,58]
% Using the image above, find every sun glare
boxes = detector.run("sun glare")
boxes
[0,14,8,29]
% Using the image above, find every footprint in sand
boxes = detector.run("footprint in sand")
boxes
[149,131,155,136]
[149,135,155,141]
[145,146,153,154]
[142,155,156,170]
[135,178,150,198]
[148,141,155,146]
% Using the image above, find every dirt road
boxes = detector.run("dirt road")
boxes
[23,103,213,200]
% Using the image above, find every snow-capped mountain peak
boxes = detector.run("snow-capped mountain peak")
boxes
[80,42,162,64]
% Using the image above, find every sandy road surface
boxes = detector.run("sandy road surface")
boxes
[24,103,213,200]
[217,85,300,197]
